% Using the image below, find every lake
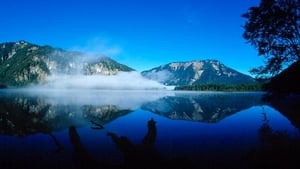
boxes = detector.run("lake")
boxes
[0,89,299,169]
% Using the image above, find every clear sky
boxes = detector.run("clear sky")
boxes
[0,0,262,75]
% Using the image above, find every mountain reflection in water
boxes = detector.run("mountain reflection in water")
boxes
[0,89,299,169]
[142,92,263,122]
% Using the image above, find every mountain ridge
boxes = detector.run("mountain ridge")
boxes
[0,40,134,87]
[1,40,256,88]
[141,60,256,86]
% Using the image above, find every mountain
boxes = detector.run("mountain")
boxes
[141,60,256,86]
[0,40,134,87]
[0,41,257,88]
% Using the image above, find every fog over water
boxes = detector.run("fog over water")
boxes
[36,71,174,90]
[13,88,175,110]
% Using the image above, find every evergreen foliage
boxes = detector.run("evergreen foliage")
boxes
[175,83,263,91]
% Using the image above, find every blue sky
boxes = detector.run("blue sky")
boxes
[0,0,261,75]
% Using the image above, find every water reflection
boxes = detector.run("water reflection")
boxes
[0,94,52,136]
[108,118,167,169]
[69,118,194,169]
[69,126,101,169]
[0,89,299,169]
[142,92,263,122]
[245,109,300,169]
[0,90,264,136]
[268,95,300,129]
[107,118,162,169]
[109,118,196,169]
[0,90,142,136]
[49,132,64,153]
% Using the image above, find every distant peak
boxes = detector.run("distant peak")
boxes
[16,40,28,44]
[164,59,221,66]
[142,59,255,86]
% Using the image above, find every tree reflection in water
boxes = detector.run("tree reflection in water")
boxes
[245,107,300,169]
[107,118,164,169]
[49,133,64,154]
[108,118,195,169]
[69,125,115,169]
[69,118,195,169]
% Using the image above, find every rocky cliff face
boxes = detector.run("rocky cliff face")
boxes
[0,41,134,87]
[142,60,256,86]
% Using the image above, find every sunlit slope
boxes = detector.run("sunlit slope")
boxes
[0,41,134,87]
[142,60,256,86]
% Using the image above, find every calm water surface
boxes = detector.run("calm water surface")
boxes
[0,89,299,169]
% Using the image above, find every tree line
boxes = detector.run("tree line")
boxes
[174,83,263,91]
